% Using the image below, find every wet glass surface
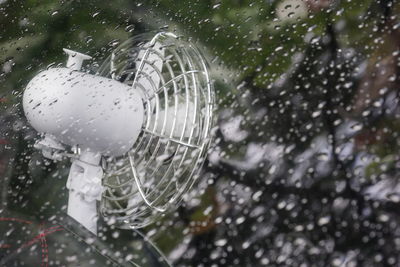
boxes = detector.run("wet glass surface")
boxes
[1,0,400,266]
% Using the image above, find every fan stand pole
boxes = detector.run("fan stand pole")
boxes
[66,151,103,235]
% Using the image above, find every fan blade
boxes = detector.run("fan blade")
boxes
[135,35,165,98]
[155,101,196,139]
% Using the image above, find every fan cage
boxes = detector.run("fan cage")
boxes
[97,32,214,228]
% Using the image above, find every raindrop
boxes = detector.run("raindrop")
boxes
[311,110,321,118]
[268,164,277,174]
[125,25,135,33]
[387,193,400,203]
[215,238,227,247]
[212,3,221,9]
[350,122,363,131]
[317,215,331,226]
[317,152,329,161]
[378,213,389,222]
[261,258,270,265]
[242,241,250,249]
[252,190,263,201]
[236,216,245,225]
[92,12,100,18]
[112,231,120,238]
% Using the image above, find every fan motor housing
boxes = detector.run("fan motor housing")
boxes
[23,67,144,156]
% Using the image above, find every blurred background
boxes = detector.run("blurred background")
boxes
[1,0,400,266]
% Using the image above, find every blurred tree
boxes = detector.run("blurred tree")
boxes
[1,0,400,266]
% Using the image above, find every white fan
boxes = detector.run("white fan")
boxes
[22,32,215,234]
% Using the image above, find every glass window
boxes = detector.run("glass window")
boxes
[1,0,400,266]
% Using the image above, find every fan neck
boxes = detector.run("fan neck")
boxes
[79,150,101,166]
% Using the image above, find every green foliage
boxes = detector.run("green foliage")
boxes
[2,0,400,265]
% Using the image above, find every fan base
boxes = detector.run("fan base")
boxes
[66,151,103,235]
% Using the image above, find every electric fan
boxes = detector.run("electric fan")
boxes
[22,32,215,234]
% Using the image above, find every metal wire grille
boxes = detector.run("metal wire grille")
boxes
[97,32,214,228]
